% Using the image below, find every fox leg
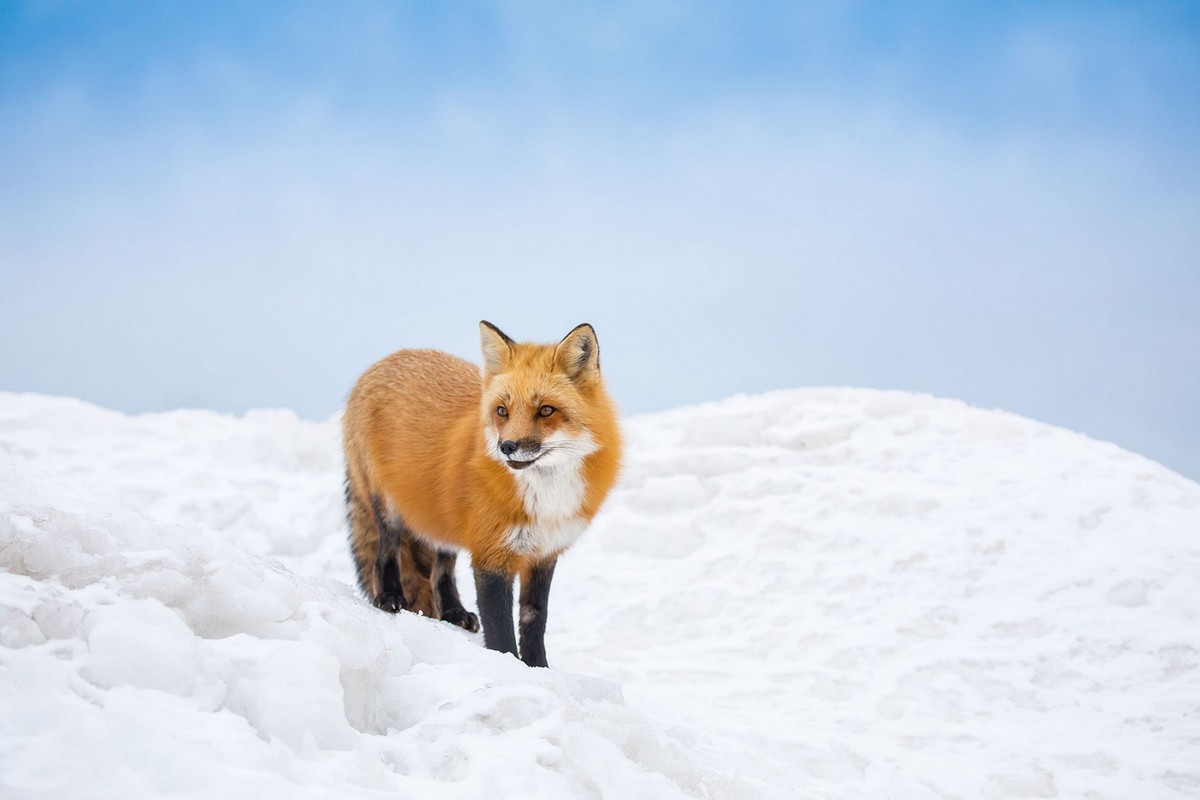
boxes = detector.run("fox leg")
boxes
[473,568,518,657]
[345,477,408,610]
[344,478,379,600]
[398,534,438,618]
[518,558,557,668]
[368,497,409,613]
[399,537,479,632]
[432,549,480,633]
[344,475,408,611]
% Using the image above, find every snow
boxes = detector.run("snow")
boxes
[1,388,1198,799]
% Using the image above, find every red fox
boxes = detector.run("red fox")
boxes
[342,322,622,667]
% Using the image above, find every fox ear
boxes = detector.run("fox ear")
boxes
[556,323,600,381]
[480,321,515,376]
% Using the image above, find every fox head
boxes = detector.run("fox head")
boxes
[479,321,608,472]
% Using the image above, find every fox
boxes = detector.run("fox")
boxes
[342,321,622,667]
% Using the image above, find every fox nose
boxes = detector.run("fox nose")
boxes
[499,438,540,457]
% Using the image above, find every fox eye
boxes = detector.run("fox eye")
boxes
[538,405,556,418]
[497,406,508,418]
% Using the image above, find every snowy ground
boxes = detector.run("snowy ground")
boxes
[1,388,1198,799]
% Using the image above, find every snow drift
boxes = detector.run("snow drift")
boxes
[1,388,1197,799]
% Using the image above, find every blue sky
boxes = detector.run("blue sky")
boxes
[2,1,1198,480]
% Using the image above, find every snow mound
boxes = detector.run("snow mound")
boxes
[0,395,744,800]
[1,389,1198,799]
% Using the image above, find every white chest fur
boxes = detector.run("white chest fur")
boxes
[505,515,589,557]
[505,459,590,557]
[513,455,588,519]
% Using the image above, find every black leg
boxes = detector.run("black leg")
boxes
[473,568,517,656]
[370,496,407,613]
[434,549,480,632]
[518,558,557,668]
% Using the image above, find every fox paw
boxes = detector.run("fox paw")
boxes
[372,592,406,613]
[441,607,480,633]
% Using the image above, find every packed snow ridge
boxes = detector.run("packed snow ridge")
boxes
[1,388,1198,799]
